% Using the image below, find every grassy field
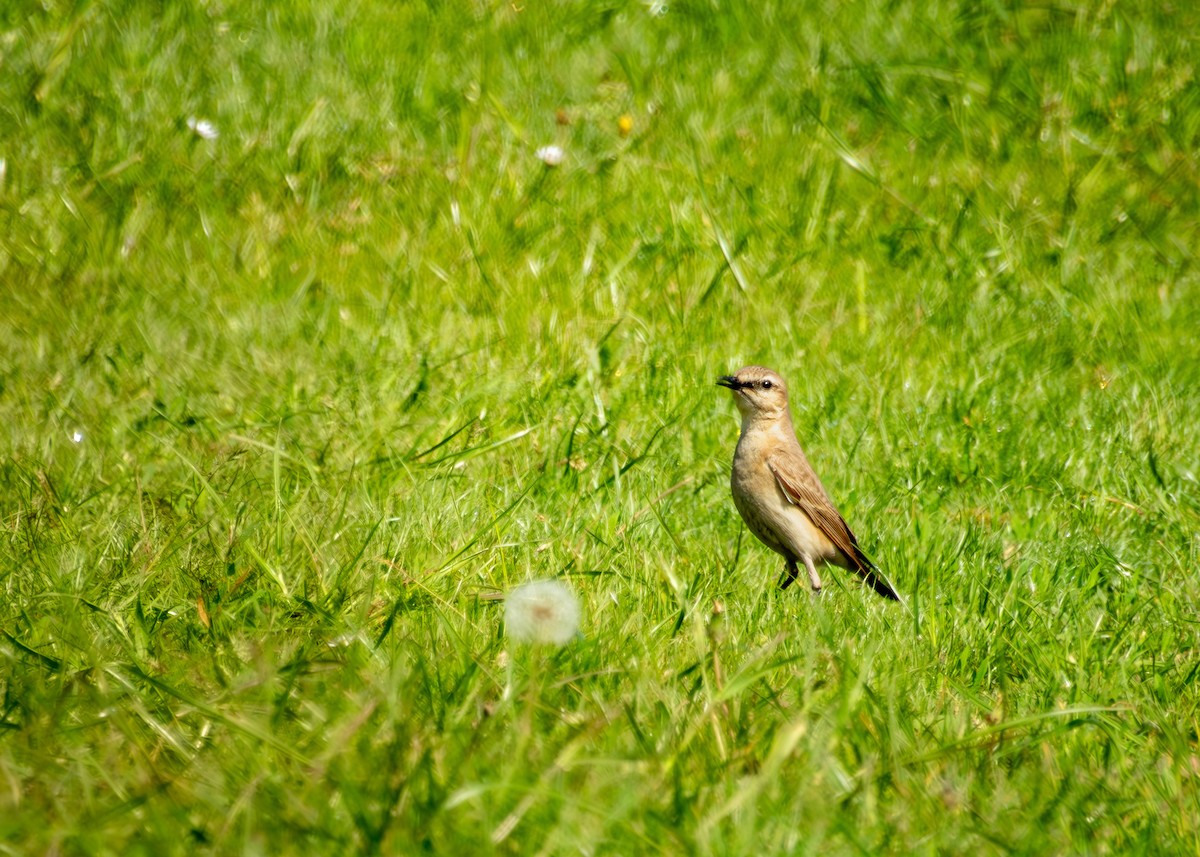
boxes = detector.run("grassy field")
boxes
[2,0,1199,853]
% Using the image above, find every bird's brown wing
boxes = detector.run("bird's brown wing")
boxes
[767,454,900,600]
[766,454,863,565]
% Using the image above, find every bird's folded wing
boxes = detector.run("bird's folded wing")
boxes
[766,454,869,570]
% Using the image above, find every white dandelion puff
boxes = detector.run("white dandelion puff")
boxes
[504,579,580,646]
[186,117,219,140]
[535,145,565,167]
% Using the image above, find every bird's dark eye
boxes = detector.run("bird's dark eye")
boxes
[761,379,772,389]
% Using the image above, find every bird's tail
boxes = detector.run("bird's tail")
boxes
[854,557,901,601]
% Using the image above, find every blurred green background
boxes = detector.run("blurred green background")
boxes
[1,1,1197,853]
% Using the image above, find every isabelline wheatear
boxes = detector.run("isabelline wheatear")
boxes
[718,366,899,600]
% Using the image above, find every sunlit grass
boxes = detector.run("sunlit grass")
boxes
[1,0,1198,853]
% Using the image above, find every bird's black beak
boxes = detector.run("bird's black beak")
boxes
[716,375,742,390]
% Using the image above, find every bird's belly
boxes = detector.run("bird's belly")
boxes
[731,463,839,564]
[773,504,840,564]
[731,486,791,557]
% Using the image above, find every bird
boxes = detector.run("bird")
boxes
[717,366,899,600]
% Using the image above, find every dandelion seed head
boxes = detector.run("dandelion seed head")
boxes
[535,145,565,167]
[504,579,580,646]
[187,117,219,140]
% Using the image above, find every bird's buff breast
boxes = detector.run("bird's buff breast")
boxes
[729,447,792,556]
[730,442,839,564]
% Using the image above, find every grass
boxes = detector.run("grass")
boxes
[1,0,1198,853]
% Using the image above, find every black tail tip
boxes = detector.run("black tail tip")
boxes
[866,572,901,601]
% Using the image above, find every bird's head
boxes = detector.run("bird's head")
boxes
[717,366,790,422]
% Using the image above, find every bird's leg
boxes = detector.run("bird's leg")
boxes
[779,559,799,590]
[802,554,823,594]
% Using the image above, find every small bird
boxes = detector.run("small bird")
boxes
[717,366,899,600]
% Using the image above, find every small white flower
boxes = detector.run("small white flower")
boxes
[186,117,219,140]
[70,430,83,443]
[535,145,565,167]
[504,579,580,646]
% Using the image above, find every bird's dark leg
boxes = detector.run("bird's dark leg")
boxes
[779,559,799,590]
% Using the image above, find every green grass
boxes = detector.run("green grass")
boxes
[2,0,1199,853]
